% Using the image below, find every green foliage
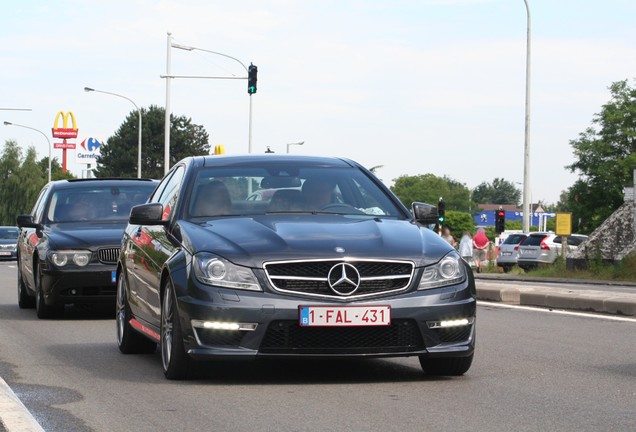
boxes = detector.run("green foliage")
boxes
[94,105,211,179]
[472,178,521,206]
[391,173,471,211]
[443,211,475,238]
[564,78,636,234]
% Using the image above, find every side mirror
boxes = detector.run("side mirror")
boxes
[129,203,168,226]
[411,202,439,225]
[16,214,39,229]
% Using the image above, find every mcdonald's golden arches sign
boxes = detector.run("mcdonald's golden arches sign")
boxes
[52,111,78,139]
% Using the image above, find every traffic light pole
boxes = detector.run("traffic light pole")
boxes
[161,35,255,169]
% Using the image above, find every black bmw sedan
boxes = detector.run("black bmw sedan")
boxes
[17,178,158,318]
[117,155,476,379]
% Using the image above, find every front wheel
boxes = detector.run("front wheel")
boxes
[17,260,35,309]
[34,263,60,319]
[116,271,157,354]
[419,354,474,376]
[161,279,194,380]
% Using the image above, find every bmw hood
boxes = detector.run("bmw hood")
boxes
[45,223,128,250]
[179,215,452,268]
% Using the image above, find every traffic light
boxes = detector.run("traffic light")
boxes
[437,198,446,224]
[495,208,505,233]
[248,63,258,94]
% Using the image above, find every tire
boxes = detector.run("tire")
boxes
[419,353,474,376]
[502,265,512,273]
[116,271,157,354]
[17,260,35,309]
[34,263,61,319]
[161,279,194,380]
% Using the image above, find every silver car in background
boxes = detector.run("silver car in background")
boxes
[496,232,527,272]
[517,232,588,270]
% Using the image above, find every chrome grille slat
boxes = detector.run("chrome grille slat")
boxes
[264,259,414,300]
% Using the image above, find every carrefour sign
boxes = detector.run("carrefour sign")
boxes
[76,137,101,165]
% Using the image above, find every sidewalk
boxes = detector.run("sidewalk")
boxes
[474,273,636,316]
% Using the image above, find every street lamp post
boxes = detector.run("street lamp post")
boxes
[3,121,52,183]
[286,141,304,153]
[84,87,142,178]
[162,33,253,174]
[522,0,532,233]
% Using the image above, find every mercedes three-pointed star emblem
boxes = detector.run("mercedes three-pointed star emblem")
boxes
[327,263,361,296]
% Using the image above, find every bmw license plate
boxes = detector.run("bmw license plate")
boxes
[299,305,391,327]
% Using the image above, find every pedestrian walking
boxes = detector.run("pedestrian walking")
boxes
[458,231,473,265]
[442,227,457,248]
[472,228,489,273]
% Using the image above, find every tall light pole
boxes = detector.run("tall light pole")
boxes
[3,121,52,183]
[84,86,142,178]
[522,0,532,233]
[286,141,304,153]
[162,33,253,174]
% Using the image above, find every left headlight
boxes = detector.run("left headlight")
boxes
[417,251,466,290]
[193,253,261,292]
[49,250,92,267]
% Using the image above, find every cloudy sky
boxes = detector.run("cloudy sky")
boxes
[2,0,635,204]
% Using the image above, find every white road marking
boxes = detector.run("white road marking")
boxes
[0,377,44,432]
[478,300,636,323]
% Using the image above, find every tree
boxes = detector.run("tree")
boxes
[0,141,47,225]
[563,79,636,234]
[94,105,211,179]
[390,174,471,211]
[472,178,521,206]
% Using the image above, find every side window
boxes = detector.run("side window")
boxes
[156,165,185,221]
[32,186,50,223]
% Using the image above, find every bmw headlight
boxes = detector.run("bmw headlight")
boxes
[418,251,466,290]
[193,253,261,292]
[49,250,92,267]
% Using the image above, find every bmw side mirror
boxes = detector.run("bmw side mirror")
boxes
[16,214,39,229]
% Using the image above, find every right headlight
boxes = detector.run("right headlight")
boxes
[417,251,466,290]
[193,253,261,292]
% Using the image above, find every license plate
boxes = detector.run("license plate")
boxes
[299,305,391,327]
[501,252,512,256]
[0,252,10,256]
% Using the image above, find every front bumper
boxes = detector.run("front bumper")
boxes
[177,284,476,361]
[41,263,118,306]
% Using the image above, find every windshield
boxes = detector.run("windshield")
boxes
[47,185,155,223]
[187,165,403,219]
[0,227,19,239]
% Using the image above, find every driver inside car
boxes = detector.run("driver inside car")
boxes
[301,178,335,211]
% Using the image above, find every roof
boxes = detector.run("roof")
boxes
[49,178,158,190]
[197,154,359,169]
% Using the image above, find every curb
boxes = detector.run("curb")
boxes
[476,282,636,316]
[0,377,44,432]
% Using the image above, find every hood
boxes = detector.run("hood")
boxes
[178,215,452,268]
[45,222,128,250]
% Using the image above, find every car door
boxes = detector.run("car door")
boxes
[128,165,185,325]
[18,185,50,292]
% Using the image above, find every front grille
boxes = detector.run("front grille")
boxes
[264,259,414,299]
[98,248,119,264]
[259,319,425,354]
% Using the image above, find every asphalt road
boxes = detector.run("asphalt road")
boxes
[1,262,635,431]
